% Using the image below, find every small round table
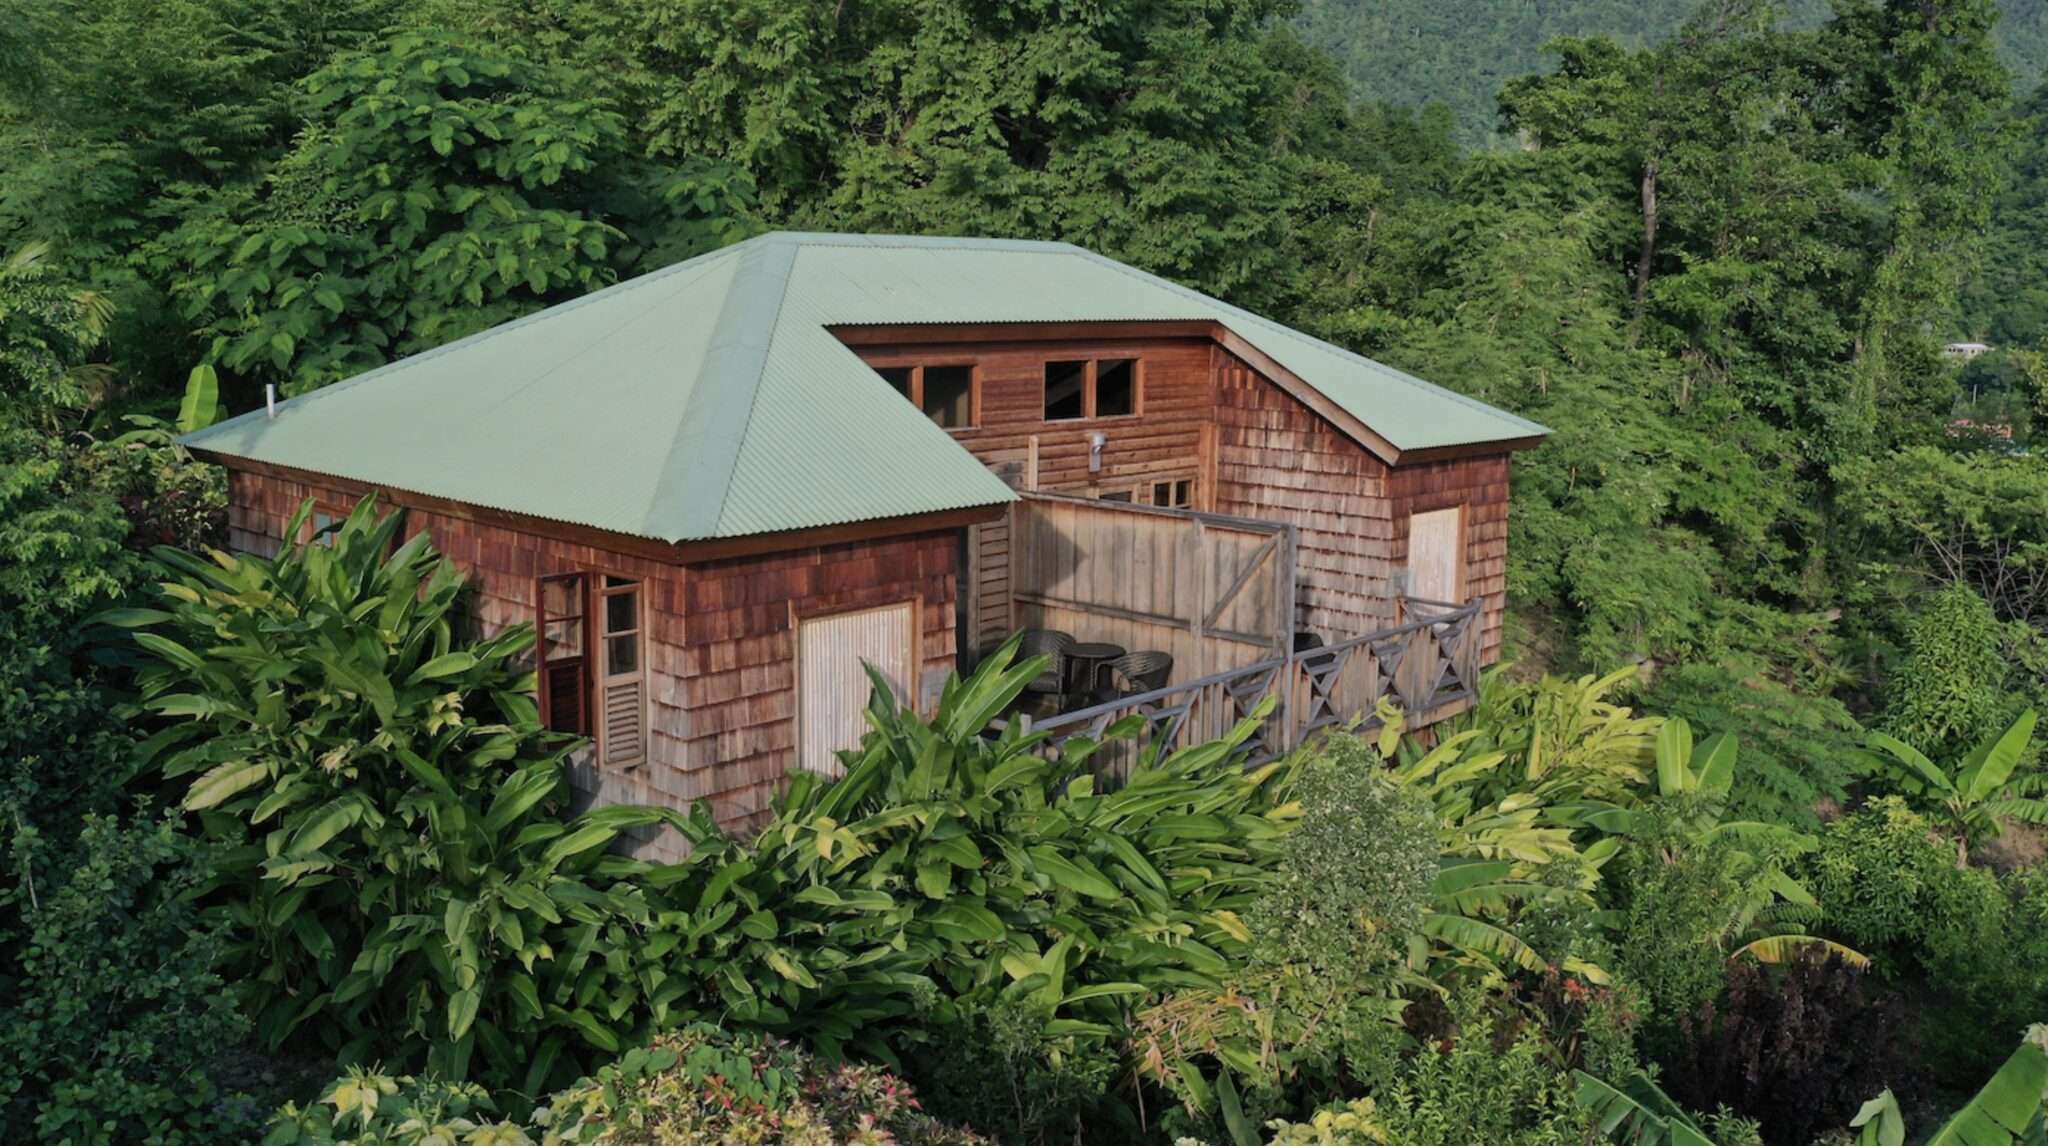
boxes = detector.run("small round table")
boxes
[1063,641,1127,699]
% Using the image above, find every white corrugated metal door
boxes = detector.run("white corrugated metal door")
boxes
[798,602,915,777]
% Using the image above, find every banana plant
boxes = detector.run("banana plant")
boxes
[1575,1070,1719,1146]
[1374,716,1608,984]
[1868,709,2048,867]
[1849,1024,2048,1145]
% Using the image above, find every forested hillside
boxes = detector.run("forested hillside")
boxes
[7,1,2048,1143]
[1297,0,2048,143]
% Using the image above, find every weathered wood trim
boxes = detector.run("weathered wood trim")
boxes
[196,450,1008,566]
[195,451,688,563]
[1395,435,1548,463]
[1010,591,1274,647]
[1207,326,1406,466]
[672,504,1008,564]
[830,320,1221,346]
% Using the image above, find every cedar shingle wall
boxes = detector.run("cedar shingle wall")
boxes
[1210,351,1509,664]
[676,533,957,831]
[224,471,959,858]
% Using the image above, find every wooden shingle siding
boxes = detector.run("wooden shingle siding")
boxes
[1210,350,1509,664]
[677,533,956,831]
[224,470,959,858]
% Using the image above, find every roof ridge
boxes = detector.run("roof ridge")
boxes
[1060,246,1548,436]
[646,232,803,541]
[753,230,1084,254]
[184,240,749,440]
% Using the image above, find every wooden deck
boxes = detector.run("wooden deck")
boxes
[993,491,1484,776]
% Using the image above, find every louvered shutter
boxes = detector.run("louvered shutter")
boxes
[596,579,647,768]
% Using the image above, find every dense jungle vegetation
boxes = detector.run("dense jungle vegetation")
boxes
[6,0,2048,1142]
[1296,0,2048,145]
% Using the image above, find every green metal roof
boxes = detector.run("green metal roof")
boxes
[184,232,1547,544]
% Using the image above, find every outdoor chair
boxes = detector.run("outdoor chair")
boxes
[1018,629,1075,699]
[1107,650,1173,695]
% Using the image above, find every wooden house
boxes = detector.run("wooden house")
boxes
[185,233,1547,856]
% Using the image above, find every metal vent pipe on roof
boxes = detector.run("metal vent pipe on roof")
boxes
[265,384,276,419]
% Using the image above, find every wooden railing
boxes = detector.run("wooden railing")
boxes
[1008,596,1484,781]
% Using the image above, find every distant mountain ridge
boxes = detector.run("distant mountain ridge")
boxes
[1294,0,2048,146]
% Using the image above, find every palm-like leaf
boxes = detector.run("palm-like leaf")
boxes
[1575,1070,1717,1146]
[1958,710,2040,804]
[1924,1027,2048,1146]
[1867,731,1956,796]
[1730,934,1870,969]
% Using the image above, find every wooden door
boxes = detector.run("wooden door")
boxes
[1405,506,1466,606]
[798,602,915,777]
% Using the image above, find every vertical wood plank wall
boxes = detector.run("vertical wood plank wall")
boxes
[855,335,1215,655]
[225,471,957,857]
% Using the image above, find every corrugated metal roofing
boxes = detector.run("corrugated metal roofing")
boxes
[183,232,1547,543]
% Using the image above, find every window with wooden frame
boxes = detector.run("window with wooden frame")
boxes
[1149,478,1194,509]
[872,363,977,429]
[302,499,351,547]
[1042,357,1141,422]
[537,573,591,736]
[534,572,649,767]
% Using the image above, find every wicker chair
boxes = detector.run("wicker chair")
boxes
[1018,629,1075,698]
[1107,650,1173,695]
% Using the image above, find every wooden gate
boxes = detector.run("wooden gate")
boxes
[1007,492,1294,683]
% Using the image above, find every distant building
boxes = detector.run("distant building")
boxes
[1945,341,1993,360]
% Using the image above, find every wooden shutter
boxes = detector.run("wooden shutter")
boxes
[1405,507,1466,605]
[798,602,915,777]
[537,573,590,735]
[596,578,646,768]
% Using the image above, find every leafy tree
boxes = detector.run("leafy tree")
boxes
[1868,708,2048,866]
[169,31,757,395]
[1882,584,2016,756]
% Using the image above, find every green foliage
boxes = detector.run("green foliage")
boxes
[0,812,255,1143]
[1258,996,1599,1145]
[1883,582,2014,758]
[1638,662,1862,828]
[267,1024,988,1144]
[1247,753,1436,970]
[169,31,756,394]
[128,499,689,1088]
[659,635,1298,1139]
[1840,446,2048,628]
[1803,798,2048,1087]
[1852,1026,2048,1146]
[1868,708,2048,864]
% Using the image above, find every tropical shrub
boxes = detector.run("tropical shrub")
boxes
[0,812,255,1143]
[266,1024,988,1144]
[1867,708,2048,866]
[1661,955,1912,1146]
[1882,584,2019,759]
[1255,996,1601,1146]
[1131,747,1433,1137]
[660,638,1297,1141]
[124,499,687,1089]
[1639,661,1862,828]
[1804,798,2048,1087]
